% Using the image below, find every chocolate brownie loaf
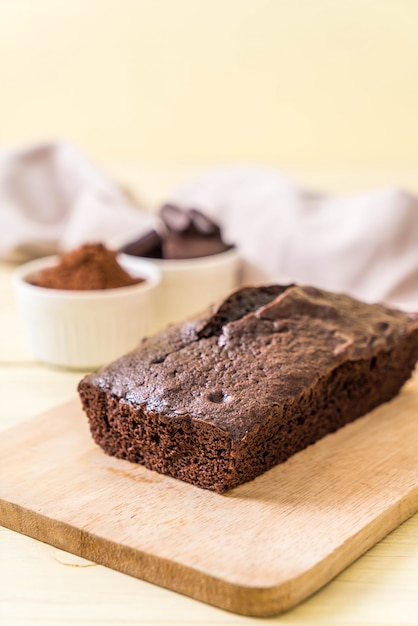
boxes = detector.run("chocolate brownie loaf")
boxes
[78,284,418,493]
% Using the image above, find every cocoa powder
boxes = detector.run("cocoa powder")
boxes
[31,243,143,290]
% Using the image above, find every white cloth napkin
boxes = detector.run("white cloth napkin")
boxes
[169,166,418,311]
[1,144,417,311]
[0,141,154,261]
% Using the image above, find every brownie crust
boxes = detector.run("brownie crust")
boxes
[78,285,418,493]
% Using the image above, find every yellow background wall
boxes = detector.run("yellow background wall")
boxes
[1,0,417,168]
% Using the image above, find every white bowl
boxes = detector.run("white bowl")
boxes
[124,247,242,331]
[12,254,161,370]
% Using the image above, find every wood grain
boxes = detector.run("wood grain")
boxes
[1,373,418,617]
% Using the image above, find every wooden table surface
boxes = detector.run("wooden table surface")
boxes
[2,166,418,625]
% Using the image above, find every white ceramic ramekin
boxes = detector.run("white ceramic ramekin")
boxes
[125,247,242,331]
[12,254,161,370]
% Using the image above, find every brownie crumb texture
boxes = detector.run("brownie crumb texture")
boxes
[78,284,418,493]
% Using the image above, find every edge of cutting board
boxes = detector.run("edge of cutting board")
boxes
[2,491,418,617]
[1,373,418,617]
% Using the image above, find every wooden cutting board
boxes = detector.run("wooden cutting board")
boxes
[2,374,418,617]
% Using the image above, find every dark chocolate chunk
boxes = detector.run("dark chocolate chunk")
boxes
[121,205,232,261]
[162,233,231,259]
[160,204,191,233]
[120,230,163,258]
[189,209,220,236]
